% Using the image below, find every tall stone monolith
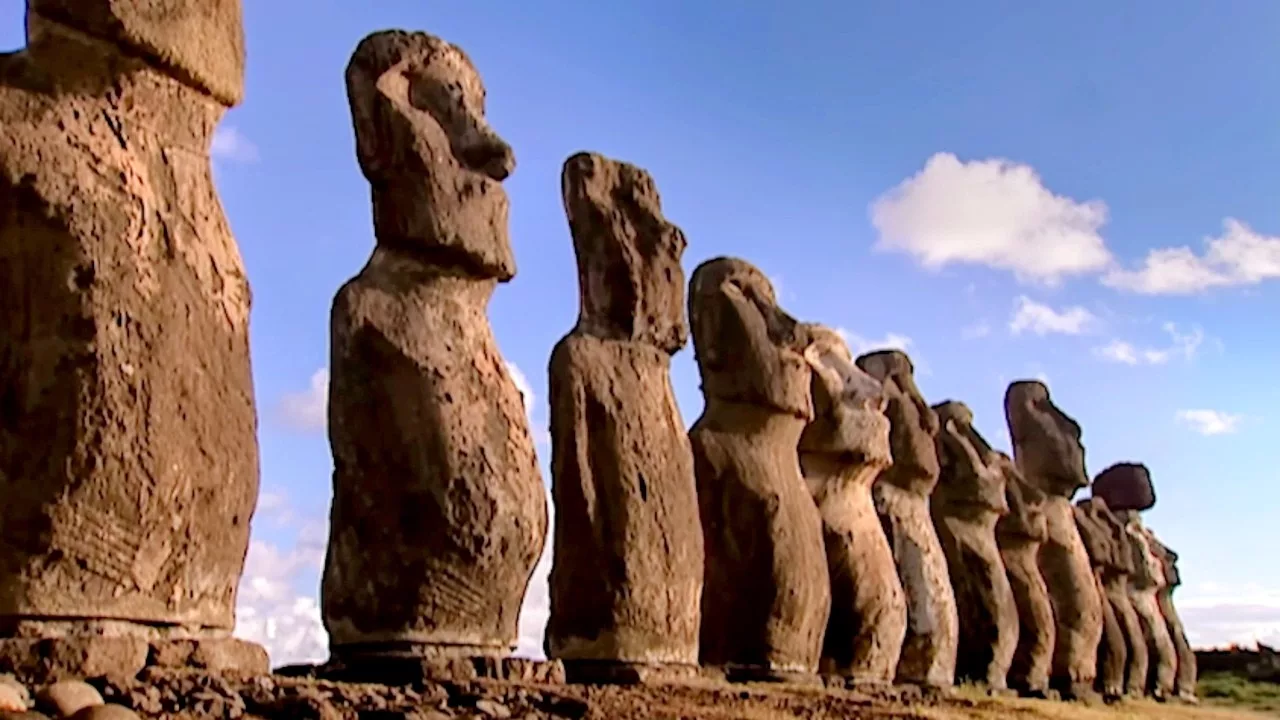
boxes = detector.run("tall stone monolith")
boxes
[1073,498,1131,700]
[544,152,703,682]
[856,351,957,689]
[931,402,1017,691]
[1077,496,1148,698]
[322,31,547,664]
[689,257,830,682]
[0,0,266,679]
[797,326,904,684]
[995,454,1055,696]
[1120,512,1177,699]
[1004,380,1102,700]
[1148,533,1197,703]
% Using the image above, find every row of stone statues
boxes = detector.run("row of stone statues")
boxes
[0,2,1197,703]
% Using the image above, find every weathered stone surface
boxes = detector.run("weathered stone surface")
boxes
[69,706,140,720]
[856,351,957,688]
[1004,381,1102,699]
[930,402,1016,690]
[688,257,829,679]
[1118,512,1176,699]
[0,0,261,665]
[1148,533,1197,702]
[323,30,547,658]
[797,326,904,683]
[0,676,25,712]
[995,455,1054,696]
[1073,498,1130,699]
[544,152,702,671]
[1092,463,1155,513]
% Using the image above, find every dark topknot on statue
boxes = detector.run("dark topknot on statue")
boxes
[1092,462,1155,512]
[346,30,517,278]
[561,151,688,354]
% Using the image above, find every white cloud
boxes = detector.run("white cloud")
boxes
[211,125,260,164]
[870,153,1113,285]
[234,492,328,668]
[1008,296,1097,336]
[1104,218,1280,294]
[961,321,991,340]
[1093,322,1205,366]
[1176,409,1242,436]
[278,368,329,432]
[506,361,550,448]
[1178,582,1280,649]
[514,490,554,659]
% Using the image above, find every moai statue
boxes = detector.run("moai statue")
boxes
[930,402,1018,691]
[1073,498,1132,700]
[543,152,703,681]
[1148,534,1197,703]
[797,325,905,684]
[1004,381,1103,700]
[322,31,547,665]
[994,455,1055,696]
[856,351,958,689]
[688,257,830,682]
[1119,511,1177,699]
[0,0,266,678]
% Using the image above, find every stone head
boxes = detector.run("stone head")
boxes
[561,152,687,353]
[855,350,940,493]
[1092,462,1156,513]
[688,257,811,419]
[1004,380,1087,499]
[797,324,891,469]
[1148,534,1181,588]
[932,401,1008,515]
[995,453,1048,544]
[1074,497,1132,574]
[1117,510,1166,589]
[346,30,517,279]
[27,0,245,106]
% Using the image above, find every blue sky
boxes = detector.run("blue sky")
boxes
[5,1,1278,663]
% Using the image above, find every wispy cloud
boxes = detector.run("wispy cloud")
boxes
[1105,218,1280,295]
[1175,409,1242,436]
[278,368,329,432]
[961,321,992,340]
[1008,296,1097,336]
[1179,582,1280,648]
[211,125,260,164]
[1093,322,1205,366]
[835,328,913,356]
[870,153,1113,285]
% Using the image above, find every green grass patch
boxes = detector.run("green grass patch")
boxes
[1198,671,1280,715]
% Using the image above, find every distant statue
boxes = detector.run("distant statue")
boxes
[856,351,958,689]
[931,402,1018,691]
[994,455,1055,697]
[544,152,703,682]
[323,30,547,664]
[1004,381,1102,700]
[688,257,830,681]
[1119,511,1177,699]
[1147,533,1197,703]
[1073,497,1133,701]
[797,326,905,684]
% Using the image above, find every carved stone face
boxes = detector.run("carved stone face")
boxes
[688,257,811,419]
[1074,497,1132,574]
[797,324,891,468]
[1147,532,1181,588]
[932,401,1007,514]
[856,350,940,492]
[1004,381,1087,498]
[29,0,246,106]
[561,152,687,353]
[995,453,1048,544]
[346,31,517,279]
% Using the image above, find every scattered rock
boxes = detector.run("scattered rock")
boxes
[68,705,140,720]
[474,699,511,718]
[0,675,27,712]
[35,681,102,717]
[856,351,958,688]
[797,325,905,683]
[324,29,547,659]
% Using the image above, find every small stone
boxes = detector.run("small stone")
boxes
[36,681,104,717]
[68,705,141,720]
[473,699,511,719]
[0,679,27,712]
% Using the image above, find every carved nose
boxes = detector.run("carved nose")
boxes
[459,133,515,181]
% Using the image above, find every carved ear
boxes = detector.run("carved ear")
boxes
[943,419,986,469]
